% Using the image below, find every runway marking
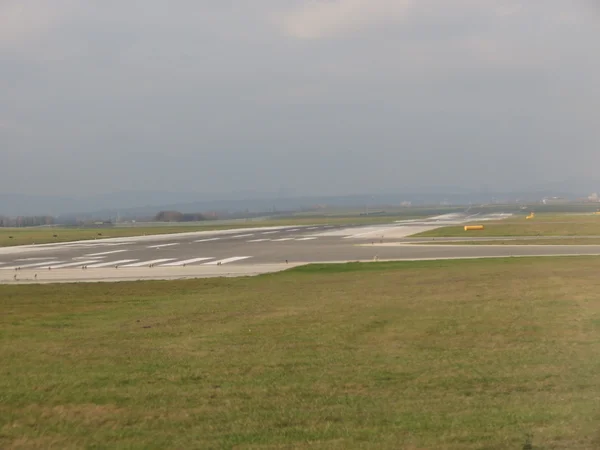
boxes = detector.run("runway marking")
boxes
[16,257,55,262]
[87,259,139,268]
[73,256,102,260]
[273,238,294,242]
[261,231,279,235]
[148,243,180,249]
[306,227,319,230]
[122,258,176,267]
[61,244,98,248]
[160,257,214,267]
[1,261,63,270]
[47,260,99,269]
[195,238,221,243]
[85,250,128,257]
[248,239,270,242]
[232,234,254,238]
[77,243,128,248]
[204,256,251,265]
[287,229,299,232]
[295,237,317,241]
[343,227,396,239]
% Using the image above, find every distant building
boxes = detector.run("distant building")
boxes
[588,193,599,202]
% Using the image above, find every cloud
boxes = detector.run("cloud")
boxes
[0,0,79,51]
[0,1,598,197]
[278,0,414,39]
[276,1,549,40]
[0,118,30,136]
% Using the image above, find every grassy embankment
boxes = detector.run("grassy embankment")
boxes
[414,213,600,241]
[2,257,600,449]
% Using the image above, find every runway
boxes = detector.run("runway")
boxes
[2,214,600,284]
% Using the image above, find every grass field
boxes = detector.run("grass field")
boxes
[414,214,600,238]
[0,215,408,248]
[419,238,600,246]
[426,237,600,245]
[3,258,600,449]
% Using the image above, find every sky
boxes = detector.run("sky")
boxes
[1,0,599,198]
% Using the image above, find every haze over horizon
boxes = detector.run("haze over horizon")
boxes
[1,1,599,198]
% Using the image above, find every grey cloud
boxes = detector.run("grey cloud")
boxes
[1,1,599,199]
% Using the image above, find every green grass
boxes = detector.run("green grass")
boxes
[3,257,600,449]
[420,238,600,246]
[0,215,408,248]
[514,214,600,222]
[414,214,600,238]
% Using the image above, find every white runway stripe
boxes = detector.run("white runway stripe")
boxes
[148,243,180,249]
[287,229,299,232]
[51,243,119,249]
[248,239,270,242]
[306,227,319,230]
[65,243,126,248]
[273,238,294,242]
[87,259,139,268]
[261,231,279,235]
[160,257,214,267]
[16,257,55,262]
[295,237,317,241]
[195,238,221,243]
[47,260,99,269]
[204,256,251,265]
[1,261,63,270]
[232,234,254,238]
[85,250,128,257]
[121,259,176,267]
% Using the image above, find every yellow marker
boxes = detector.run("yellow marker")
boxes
[464,225,484,231]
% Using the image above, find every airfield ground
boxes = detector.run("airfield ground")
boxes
[0,215,424,248]
[419,238,600,245]
[2,211,600,448]
[414,213,600,238]
[2,257,600,449]
[3,211,598,249]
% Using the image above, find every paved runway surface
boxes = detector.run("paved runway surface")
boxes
[2,213,600,283]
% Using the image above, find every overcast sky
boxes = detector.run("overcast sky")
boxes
[1,1,599,197]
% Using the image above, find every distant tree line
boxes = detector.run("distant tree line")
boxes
[0,215,55,227]
[154,211,207,222]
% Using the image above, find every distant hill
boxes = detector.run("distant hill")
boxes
[1,184,598,219]
[0,191,246,217]
[1,191,441,217]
